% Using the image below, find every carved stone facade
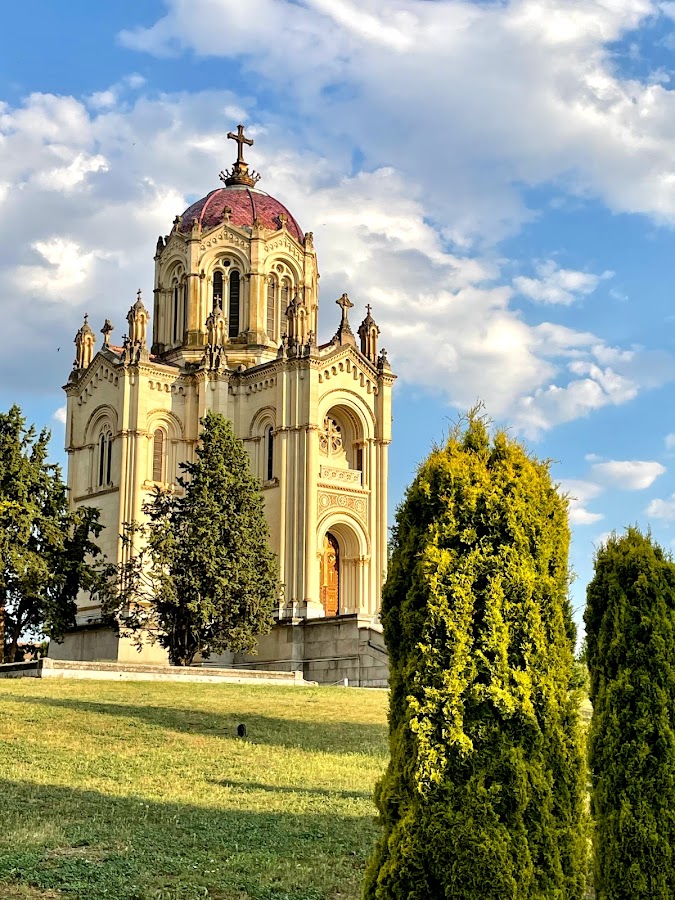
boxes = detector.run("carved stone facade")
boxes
[52,128,395,678]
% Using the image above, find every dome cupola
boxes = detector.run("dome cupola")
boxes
[151,124,317,367]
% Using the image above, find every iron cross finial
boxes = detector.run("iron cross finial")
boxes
[227,124,254,164]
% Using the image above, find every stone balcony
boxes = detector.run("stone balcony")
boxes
[319,464,362,487]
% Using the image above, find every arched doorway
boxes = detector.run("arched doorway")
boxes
[320,532,340,616]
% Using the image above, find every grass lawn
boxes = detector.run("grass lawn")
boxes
[0,679,389,900]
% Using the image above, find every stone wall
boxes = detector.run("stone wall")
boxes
[211,614,389,687]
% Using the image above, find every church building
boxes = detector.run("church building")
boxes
[51,127,395,685]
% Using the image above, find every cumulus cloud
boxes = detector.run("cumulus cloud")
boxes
[119,0,675,239]
[52,405,67,425]
[0,86,671,429]
[646,494,675,521]
[514,260,613,306]
[590,459,666,490]
[558,478,604,525]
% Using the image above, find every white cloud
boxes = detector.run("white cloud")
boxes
[52,405,67,424]
[666,433,675,450]
[590,459,666,490]
[0,86,671,429]
[117,0,675,239]
[646,494,675,521]
[514,260,613,306]
[558,478,604,525]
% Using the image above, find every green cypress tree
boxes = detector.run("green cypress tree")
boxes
[0,405,106,662]
[106,411,278,666]
[363,413,586,900]
[585,528,675,899]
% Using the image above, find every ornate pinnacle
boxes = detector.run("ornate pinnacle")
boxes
[332,293,356,347]
[101,319,114,347]
[219,123,261,188]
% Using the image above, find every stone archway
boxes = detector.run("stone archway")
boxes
[319,532,340,616]
[316,517,371,617]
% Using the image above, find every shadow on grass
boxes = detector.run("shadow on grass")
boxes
[0,777,378,900]
[213,779,371,801]
[0,694,387,756]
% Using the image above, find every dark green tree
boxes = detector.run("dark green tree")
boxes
[363,412,587,900]
[585,528,675,900]
[106,411,278,666]
[0,405,106,662]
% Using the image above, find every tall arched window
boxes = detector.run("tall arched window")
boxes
[228,271,240,339]
[266,278,276,339]
[266,425,274,481]
[213,271,223,309]
[172,282,179,343]
[280,278,290,314]
[152,429,165,483]
[98,428,112,487]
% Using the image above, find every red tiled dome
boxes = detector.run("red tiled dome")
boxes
[179,186,303,243]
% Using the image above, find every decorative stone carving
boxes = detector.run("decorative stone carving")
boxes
[319,417,343,455]
[202,300,227,371]
[73,314,95,372]
[320,465,362,485]
[121,290,150,365]
[101,320,114,348]
[331,293,356,347]
[358,304,380,363]
[318,490,368,523]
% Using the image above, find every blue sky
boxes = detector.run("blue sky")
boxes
[4,0,675,634]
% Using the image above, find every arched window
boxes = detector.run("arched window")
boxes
[182,281,188,336]
[266,425,274,481]
[213,271,223,309]
[172,282,179,343]
[228,271,240,339]
[266,278,276,339]
[152,429,165,483]
[280,278,290,314]
[98,428,112,487]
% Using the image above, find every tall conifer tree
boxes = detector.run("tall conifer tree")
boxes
[585,528,675,900]
[0,405,105,662]
[363,413,586,900]
[106,411,278,666]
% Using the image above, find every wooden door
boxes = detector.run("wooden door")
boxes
[320,533,339,617]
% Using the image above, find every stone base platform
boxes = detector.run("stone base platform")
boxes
[0,658,306,686]
[210,614,390,688]
[45,614,390,687]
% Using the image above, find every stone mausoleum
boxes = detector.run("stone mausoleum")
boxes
[50,126,395,685]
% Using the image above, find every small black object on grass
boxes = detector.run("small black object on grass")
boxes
[237,723,247,738]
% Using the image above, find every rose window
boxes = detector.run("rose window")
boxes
[319,417,343,455]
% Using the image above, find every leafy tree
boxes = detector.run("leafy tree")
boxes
[363,412,587,900]
[0,405,106,662]
[585,528,675,900]
[105,411,278,666]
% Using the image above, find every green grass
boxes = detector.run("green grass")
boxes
[0,679,389,900]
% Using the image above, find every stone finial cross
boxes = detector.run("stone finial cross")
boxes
[366,303,372,317]
[101,319,114,347]
[227,124,253,164]
[337,292,354,318]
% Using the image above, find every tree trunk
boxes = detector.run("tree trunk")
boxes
[9,619,22,664]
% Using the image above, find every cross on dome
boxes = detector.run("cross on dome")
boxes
[228,124,253,164]
[219,123,261,188]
